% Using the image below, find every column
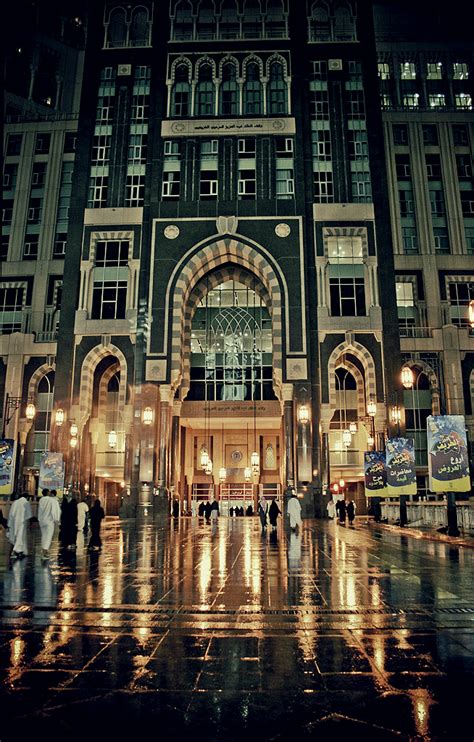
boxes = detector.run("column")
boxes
[154,384,172,518]
[281,384,295,500]
[169,400,182,498]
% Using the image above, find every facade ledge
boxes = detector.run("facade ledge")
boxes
[313,203,375,221]
[84,207,144,225]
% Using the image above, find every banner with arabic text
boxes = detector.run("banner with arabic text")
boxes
[39,452,65,496]
[0,439,16,495]
[364,451,387,497]
[386,438,416,496]
[427,415,470,493]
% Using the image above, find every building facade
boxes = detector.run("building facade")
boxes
[2,0,473,518]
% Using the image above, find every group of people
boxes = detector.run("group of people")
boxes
[197,499,220,524]
[257,496,281,532]
[327,497,356,525]
[1,489,105,562]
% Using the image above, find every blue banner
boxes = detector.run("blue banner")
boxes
[386,438,416,496]
[427,415,470,493]
[364,451,387,497]
[39,452,65,496]
[0,439,16,495]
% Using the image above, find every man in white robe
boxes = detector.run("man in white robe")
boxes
[287,493,302,531]
[38,489,61,558]
[7,493,32,559]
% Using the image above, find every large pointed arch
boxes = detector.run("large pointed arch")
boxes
[77,344,128,431]
[327,340,377,406]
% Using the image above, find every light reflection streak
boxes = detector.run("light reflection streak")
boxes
[199,542,212,605]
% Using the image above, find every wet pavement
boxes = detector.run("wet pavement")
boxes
[1,517,473,741]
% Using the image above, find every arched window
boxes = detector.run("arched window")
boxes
[310,3,331,42]
[219,62,238,115]
[334,3,356,41]
[266,0,286,38]
[403,367,432,466]
[195,63,215,116]
[28,371,55,467]
[175,0,194,40]
[220,0,240,39]
[129,7,149,46]
[329,367,359,468]
[171,63,191,117]
[197,0,216,39]
[242,0,262,38]
[107,7,127,47]
[243,62,262,114]
[268,61,287,114]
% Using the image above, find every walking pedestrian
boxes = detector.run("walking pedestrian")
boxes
[77,497,90,535]
[198,501,205,517]
[268,497,281,531]
[347,499,356,526]
[38,489,61,559]
[210,498,219,522]
[60,493,78,549]
[258,497,268,532]
[204,500,212,524]
[338,498,347,525]
[172,499,180,518]
[327,499,335,520]
[287,492,302,531]
[7,492,32,560]
[88,498,105,551]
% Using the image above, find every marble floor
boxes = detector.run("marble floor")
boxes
[1,516,473,740]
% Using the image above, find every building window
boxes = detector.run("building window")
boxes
[195,63,215,116]
[429,189,446,217]
[403,94,419,109]
[3,199,14,224]
[1,235,9,261]
[163,139,181,199]
[197,0,216,40]
[401,226,418,254]
[243,62,262,114]
[456,154,472,179]
[53,232,67,258]
[91,280,127,320]
[396,282,416,336]
[220,0,240,39]
[393,124,408,145]
[346,90,365,119]
[429,94,445,109]
[96,96,115,124]
[131,94,149,122]
[455,93,472,110]
[171,63,191,117]
[378,62,390,80]
[0,286,24,333]
[461,192,474,216]
[238,138,256,199]
[31,163,47,188]
[448,282,474,327]
[23,234,39,260]
[395,154,411,179]
[400,62,416,80]
[219,61,238,115]
[348,130,368,160]
[465,227,474,254]
[422,124,438,145]
[95,240,129,266]
[427,62,442,79]
[125,175,145,206]
[329,277,365,317]
[453,62,469,80]
[88,176,109,208]
[425,154,442,180]
[35,133,51,154]
[312,129,331,159]
[452,124,469,146]
[327,235,366,317]
[162,172,180,199]
[91,135,111,164]
[276,168,294,199]
[313,169,333,202]
[267,61,287,114]
[351,171,372,202]
[64,132,77,153]
[433,227,450,254]
[3,164,18,190]
[27,197,43,223]
[174,0,194,40]
[128,133,147,164]
[6,134,22,156]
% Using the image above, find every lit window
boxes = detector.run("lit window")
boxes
[455,93,472,110]
[426,62,442,79]
[377,62,390,80]
[453,62,469,80]
[400,62,416,80]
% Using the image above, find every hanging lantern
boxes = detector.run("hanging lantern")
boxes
[391,405,401,425]
[200,447,209,470]
[25,402,36,421]
[297,405,310,425]
[55,408,65,427]
[244,467,252,482]
[401,366,414,389]
[251,451,260,468]
[205,458,213,475]
[142,406,154,425]
[469,299,474,328]
[342,429,352,447]
[349,421,357,434]
[70,422,78,438]
[339,478,345,488]
[219,467,226,482]
[108,429,117,449]
[367,434,375,448]
[367,399,377,417]
[70,436,78,449]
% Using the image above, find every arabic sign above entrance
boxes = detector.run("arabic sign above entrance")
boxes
[162,117,296,138]
[182,401,282,418]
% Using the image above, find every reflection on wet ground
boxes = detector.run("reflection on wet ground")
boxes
[1,517,473,740]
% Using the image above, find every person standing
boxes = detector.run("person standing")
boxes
[88,498,105,551]
[7,492,32,560]
[77,497,89,536]
[38,489,61,559]
[172,499,180,518]
[287,492,302,532]
[268,498,281,531]
[210,498,219,523]
[204,500,212,524]
[327,499,335,520]
[257,497,268,532]
[347,499,356,526]
[338,498,347,525]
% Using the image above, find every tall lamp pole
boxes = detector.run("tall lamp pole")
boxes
[2,394,36,495]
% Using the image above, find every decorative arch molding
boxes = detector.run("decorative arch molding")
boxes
[169,56,193,84]
[28,363,55,398]
[265,52,290,79]
[327,340,377,407]
[402,359,440,414]
[77,344,128,432]
[335,358,366,418]
[195,55,218,81]
[166,236,286,395]
[218,54,240,78]
[98,362,121,418]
